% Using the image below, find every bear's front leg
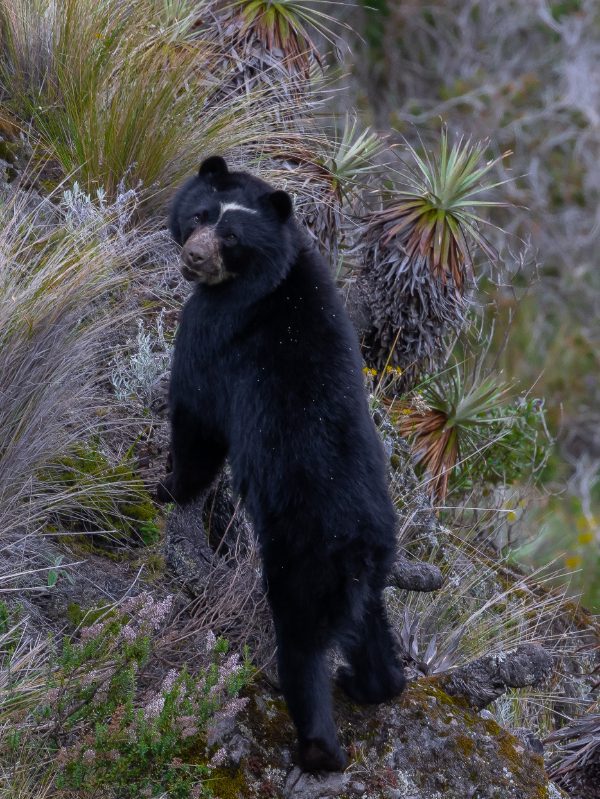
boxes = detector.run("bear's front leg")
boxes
[157,406,227,505]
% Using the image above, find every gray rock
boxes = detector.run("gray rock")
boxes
[211,681,567,799]
[437,643,554,710]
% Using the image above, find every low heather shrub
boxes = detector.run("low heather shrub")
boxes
[3,593,253,798]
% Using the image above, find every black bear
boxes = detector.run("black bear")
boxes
[160,156,405,772]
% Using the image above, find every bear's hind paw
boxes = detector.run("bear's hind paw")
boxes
[299,738,348,773]
[336,665,406,705]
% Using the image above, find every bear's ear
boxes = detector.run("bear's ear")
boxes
[198,156,228,179]
[264,190,293,222]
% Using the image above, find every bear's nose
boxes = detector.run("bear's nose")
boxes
[184,245,206,266]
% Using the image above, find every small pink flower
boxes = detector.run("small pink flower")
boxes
[46,688,60,703]
[120,624,138,643]
[162,668,179,693]
[80,622,105,641]
[144,693,165,720]
[208,747,228,768]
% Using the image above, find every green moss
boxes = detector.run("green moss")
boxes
[0,601,9,635]
[0,139,19,163]
[66,602,84,626]
[66,602,115,628]
[59,533,131,562]
[417,679,470,709]
[496,732,520,766]
[208,766,249,799]
[455,734,475,756]
[141,551,167,580]
[41,440,160,546]
[255,694,293,748]
[483,718,503,736]
[67,602,114,627]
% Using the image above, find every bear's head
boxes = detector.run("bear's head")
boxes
[169,156,295,288]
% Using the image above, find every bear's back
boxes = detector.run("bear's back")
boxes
[222,246,395,544]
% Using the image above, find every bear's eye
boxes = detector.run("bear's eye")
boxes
[193,211,209,225]
[223,233,238,244]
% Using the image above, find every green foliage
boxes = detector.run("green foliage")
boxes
[455,396,553,492]
[359,0,389,56]
[551,0,582,21]
[398,361,553,500]
[517,495,600,611]
[325,116,383,197]
[0,600,9,635]
[42,440,160,545]
[56,637,250,795]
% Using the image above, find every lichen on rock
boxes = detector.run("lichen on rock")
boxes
[206,680,567,799]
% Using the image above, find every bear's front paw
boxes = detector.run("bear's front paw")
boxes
[156,474,175,503]
[299,738,349,773]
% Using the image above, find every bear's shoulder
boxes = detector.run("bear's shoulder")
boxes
[243,244,359,368]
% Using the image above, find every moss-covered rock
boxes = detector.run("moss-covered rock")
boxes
[208,680,568,799]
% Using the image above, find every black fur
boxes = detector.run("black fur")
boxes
[161,158,406,772]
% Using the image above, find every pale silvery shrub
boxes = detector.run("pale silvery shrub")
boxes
[61,179,139,234]
[111,311,172,407]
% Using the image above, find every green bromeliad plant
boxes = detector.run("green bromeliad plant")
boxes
[293,116,384,268]
[396,363,551,503]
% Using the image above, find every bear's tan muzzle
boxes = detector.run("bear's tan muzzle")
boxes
[181,226,224,284]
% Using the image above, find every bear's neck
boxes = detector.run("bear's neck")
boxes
[195,254,296,310]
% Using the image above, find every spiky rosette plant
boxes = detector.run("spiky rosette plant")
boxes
[546,703,600,799]
[269,117,383,266]
[357,130,509,386]
[395,366,512,502]
[226,0,338,78]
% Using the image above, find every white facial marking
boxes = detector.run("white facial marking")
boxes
[218,202,257,221]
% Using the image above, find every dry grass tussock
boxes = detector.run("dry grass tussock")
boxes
[0,0,332,204]
[0,181,165,585]
[158,490,275,670]
[390,515,596,735]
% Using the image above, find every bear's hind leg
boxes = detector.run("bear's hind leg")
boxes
[274,623,348,773]
[337,593,405,705]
